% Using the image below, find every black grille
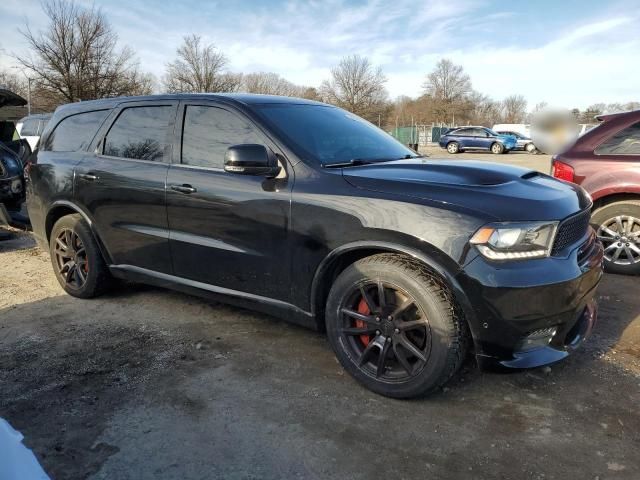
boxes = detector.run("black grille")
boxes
[552,209,591,255]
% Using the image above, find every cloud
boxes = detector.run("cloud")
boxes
[1,0,637,109]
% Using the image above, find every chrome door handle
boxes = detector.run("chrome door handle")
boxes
[78,173,98,181]
[170,184,197,194]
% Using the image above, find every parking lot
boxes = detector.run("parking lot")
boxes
[1,151,639,480]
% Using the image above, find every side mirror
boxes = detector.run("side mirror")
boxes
[224,144,281,177]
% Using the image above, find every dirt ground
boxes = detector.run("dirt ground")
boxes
[1,151,639,479]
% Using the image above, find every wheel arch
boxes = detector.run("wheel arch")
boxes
[592,191,640,210]
[45,200,113,264]
[310,241,478,338]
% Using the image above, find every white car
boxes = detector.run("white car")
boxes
[492,123,531,138]
[16,114,51,151]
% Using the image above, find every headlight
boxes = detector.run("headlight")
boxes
[470,221,558,260]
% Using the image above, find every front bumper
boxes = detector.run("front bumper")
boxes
[457,230,604,369]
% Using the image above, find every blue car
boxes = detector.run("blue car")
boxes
[439,126,517,154]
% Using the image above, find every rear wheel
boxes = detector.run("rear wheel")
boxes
[525,143,536,153]
[325,254,467,398]
[49,214,113,298]
[446,142,460,154]
[592,200,640,275]
[490,142,504,154]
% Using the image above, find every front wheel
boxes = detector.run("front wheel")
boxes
[490,142,504,154]
[49,214,113,298]
[325,254,467,398]
[592,200,640,275]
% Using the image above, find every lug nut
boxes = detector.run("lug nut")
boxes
[375,317,380,322]
[394,328,400,334]
[387,315,392,320]
[375,330,381,335]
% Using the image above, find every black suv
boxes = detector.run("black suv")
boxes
[27,94,603,398]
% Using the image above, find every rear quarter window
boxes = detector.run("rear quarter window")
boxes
[45,110,110,152]
[595,121,640,155]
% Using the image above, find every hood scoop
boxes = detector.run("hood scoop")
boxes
[342,159,533,187]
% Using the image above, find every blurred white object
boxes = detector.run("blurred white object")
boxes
[530,109,580,155]
[492,123,531,137]
[0,418,50,480]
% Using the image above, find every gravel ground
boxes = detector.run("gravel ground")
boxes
[1,151,639,479]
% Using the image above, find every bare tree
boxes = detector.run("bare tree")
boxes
[0,70,27,97]
[241,72,305,97]
[580,105,603,123]
[163,34,241,93]
[319,55,389,123]
[501,94,527,123]
[466,91,501,126]
[422,59,471,103]
[16,0,152,104]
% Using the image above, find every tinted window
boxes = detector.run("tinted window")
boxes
[255,104,417,166]
[46,110,110,152]
[181,106,263,169]
[20,118,39,136]
[596,122,640,155]
[104,106,173,161]
[455,129,473,136]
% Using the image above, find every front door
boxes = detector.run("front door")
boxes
[75,101,178,273]
[165,101,292,301]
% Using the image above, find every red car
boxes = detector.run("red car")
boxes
[552,110,640,275]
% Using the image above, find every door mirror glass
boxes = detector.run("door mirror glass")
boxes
[224,144,281,177]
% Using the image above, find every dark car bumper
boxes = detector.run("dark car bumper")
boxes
[457,230,604,369]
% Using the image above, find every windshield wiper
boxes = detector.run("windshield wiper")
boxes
[323,154,424,169]
[323,158,379,168]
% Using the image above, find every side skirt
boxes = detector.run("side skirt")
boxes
[109,264,317,330]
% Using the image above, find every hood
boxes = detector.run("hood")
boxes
[341,159,591,222]
[0,89,27,108]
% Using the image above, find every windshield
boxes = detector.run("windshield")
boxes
[254,104,418,166]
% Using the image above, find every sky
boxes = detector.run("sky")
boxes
[0,0,637,110]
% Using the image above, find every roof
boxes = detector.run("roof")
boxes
[595,109,640,122]
[55,93,326,115]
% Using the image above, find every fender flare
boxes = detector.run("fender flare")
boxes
[309,240,479,335]
[46,200,113,264]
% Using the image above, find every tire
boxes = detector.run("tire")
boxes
[325,254,468,398]
[591,200,640,275]
[490,142,504,154]
[525,143,536,153]
[49,214,112,298]
[446,142,460,154]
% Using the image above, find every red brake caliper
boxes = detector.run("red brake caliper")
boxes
[356,297,371,346]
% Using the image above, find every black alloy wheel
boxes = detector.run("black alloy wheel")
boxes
[49,214,112,298]
[338,281,431,381]
[53,228,89,289]
[326,254,468,398]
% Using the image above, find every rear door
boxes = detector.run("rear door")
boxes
[75,100,178,274]
[451,129,470,148]
[470,128,490,149]
[165,100,292,301]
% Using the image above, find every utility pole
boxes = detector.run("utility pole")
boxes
[11,66,33,115]
[27,77,33,115]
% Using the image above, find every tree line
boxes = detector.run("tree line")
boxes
[1,0,638,128]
